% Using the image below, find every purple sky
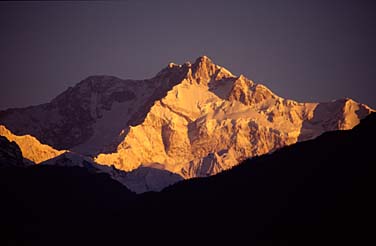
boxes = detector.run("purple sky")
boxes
[1,0,375,110]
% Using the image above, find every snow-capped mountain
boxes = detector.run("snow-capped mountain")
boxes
[95,56,374,178]
[0,56,374,191]
[0,65,187,155]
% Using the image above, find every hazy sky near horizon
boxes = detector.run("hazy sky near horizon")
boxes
[1,0,375,109]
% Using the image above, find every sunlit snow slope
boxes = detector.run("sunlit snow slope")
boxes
[0,56,374,191]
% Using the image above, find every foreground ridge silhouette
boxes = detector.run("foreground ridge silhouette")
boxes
[1,113,375,245]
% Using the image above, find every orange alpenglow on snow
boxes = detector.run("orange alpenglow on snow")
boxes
[0,125,65,164]
[0,56,374,192]
[94,56,374,178]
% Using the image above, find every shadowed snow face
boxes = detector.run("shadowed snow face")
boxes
[0,56,374,192]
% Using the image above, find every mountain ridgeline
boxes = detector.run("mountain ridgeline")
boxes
[0,56,374,192]
[1,112,375,245]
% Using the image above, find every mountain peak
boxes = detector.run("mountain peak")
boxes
[1,56,375,193]
[194,55,212,64]
[168,62,180,68]
[190,56,219,83]
[192,55,216,70]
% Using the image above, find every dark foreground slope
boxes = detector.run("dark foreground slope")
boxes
[136,113,375,244]
[0,166,136,245]
[1,113,375,245]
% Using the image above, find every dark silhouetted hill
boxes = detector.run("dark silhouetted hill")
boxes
[0,165,136,245]
[0,136,26,168]
[1,113,375,245]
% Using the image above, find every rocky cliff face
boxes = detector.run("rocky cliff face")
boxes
[0,56,374,189]
[0,66,188,155]
[95,56,374,178]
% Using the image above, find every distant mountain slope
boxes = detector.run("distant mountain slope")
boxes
[1,113,374,245]
[0,56,374,189]
[0,125,65,163]
[0,68,188,155]
[0,124,181,193]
